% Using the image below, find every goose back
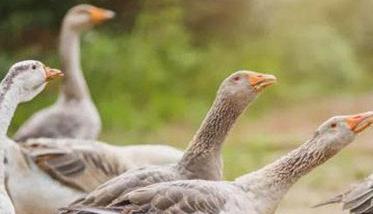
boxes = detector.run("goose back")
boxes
[14,98,101,142]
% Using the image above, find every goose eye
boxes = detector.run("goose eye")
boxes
[233,76,240,81]
[32,65,36,70]
[330,123,337,128]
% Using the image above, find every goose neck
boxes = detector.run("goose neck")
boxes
[235,136,351,213]
[59,24,90,100]
[178,95,248,180]
[0,80,20,137]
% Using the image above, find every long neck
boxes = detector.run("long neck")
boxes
[0,76,17,214]
[0,79,20,137]
[235,135,351,213]
[59,23,90,101]
[177,94,249,180]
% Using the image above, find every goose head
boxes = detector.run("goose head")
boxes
[63,4,115,32]
[311,111,373,151]
[7,60,63,102]
[218,70,277,109]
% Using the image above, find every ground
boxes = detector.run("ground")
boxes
[101,93,373,214]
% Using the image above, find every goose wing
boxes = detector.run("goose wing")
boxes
[21,138,124,192]
[64,180,231,214]
[66,165,180,210]
[315,175,373,214]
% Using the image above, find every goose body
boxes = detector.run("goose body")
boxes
[14,98,100,141]
[14,4,115,142]
[62,70,277,211]
[65,112,373,214]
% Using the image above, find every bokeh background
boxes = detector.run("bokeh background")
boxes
[1,0,373,213]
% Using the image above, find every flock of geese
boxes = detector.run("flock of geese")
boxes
[1,4,373,214]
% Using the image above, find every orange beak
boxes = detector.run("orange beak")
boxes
[346,111,373,133]
[89,7,115,24]
[44,66,64,82]
[248,72,277,91]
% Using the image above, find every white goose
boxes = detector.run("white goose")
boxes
[13,4,114,142]
[60,70,277,212]
[0,60,181,214]
[65,112,373,214]
[0,60,62,213]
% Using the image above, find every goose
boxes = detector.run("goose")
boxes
[13,4,115,142]
[60,70,277,211]
[0,60,62,213]
[314,173,373,213]
[0,62,182,214]
[0,149,14,214]
[63,111,373,214]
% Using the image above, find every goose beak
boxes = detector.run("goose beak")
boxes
[248,73,277,92]
[89,7,115,24]
[44,67,64,82]
[346,111,373,133]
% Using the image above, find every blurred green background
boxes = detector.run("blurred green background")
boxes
[2,0,372,133]
[1,1,373,212]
